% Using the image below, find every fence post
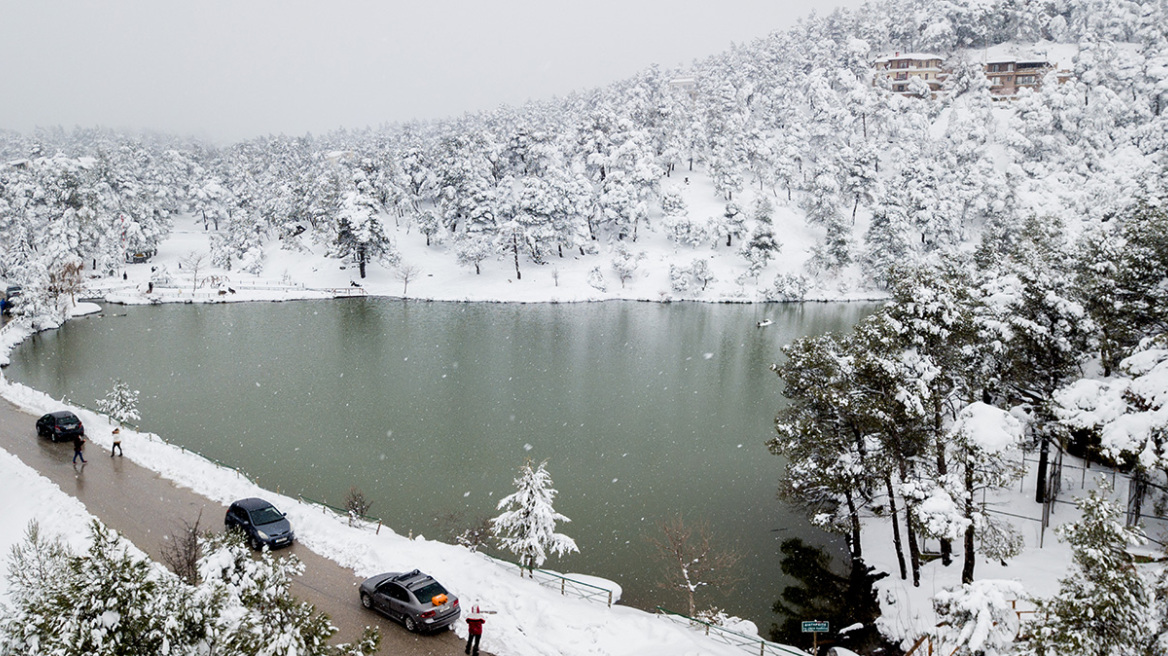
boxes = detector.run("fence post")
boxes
[376,520,381,535]
[607,590,612,608]
[561,578,566,595]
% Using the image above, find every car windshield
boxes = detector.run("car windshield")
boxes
[57,415,78,426]
[250,505,284,525]
[411,581,448,604]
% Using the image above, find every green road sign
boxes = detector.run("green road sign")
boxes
[801,620,830,633]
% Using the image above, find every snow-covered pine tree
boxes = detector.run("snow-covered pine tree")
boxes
[944,402,1026,583]
[97,378,141,430]
[769,332,873,567]
[0,520,209,656]
[333,188,397,279]
[1023,485,1154,656]
[199,531,379,656]
[491,458,578,576]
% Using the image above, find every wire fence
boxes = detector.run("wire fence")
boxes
[655,607,809,656]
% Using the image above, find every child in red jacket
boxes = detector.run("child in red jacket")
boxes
[465,606,485,656]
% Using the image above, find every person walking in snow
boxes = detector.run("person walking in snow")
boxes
[465,606,485,656]
[72,433,87,464]
[110,428,123,457]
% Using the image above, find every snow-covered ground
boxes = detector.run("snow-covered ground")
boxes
[82,168,880,309]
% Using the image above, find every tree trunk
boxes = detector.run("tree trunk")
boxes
[358,244,367,279]
[1035,433,1049,503]
[886,475,907,581]
[846,488,863,564]
[512,233,522,280]
[905,502,921,587]
[935,422,952,567]
[962,453,976,584]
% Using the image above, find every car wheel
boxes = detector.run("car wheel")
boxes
[360,593,372,609]
[404,616,418,633]
[249,535,262,551]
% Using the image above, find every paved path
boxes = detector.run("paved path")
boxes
[0,397,487,656]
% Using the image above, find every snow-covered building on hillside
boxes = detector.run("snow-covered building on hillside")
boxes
[984,58,1064,97]
[872,52,946,94]
[979,42,1075,98]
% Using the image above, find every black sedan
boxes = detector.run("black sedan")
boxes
[36,411,84,442]
[225,498,295,550]
[359,569,460,633]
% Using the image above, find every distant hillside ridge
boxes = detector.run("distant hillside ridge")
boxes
[1,0,1165,305]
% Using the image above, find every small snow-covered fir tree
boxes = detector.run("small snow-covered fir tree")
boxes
[96,378,141,430]
[492,458,578,576]
[1023,485,1153,656]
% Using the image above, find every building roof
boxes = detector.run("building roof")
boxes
[872,52,944,63]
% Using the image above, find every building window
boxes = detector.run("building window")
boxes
[1017,75,1036,85]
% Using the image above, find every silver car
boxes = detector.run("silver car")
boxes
[359,569,460,633]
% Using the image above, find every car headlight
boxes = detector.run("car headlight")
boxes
[256,530,269,540]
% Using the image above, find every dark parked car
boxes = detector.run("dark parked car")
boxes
[359,569,460,633]
[225,498,295,550]
[1,285,20,315]
[36,411,85,442]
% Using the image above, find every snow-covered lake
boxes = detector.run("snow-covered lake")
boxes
[5,297,875,626]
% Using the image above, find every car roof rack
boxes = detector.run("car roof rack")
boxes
[392,569,433,587]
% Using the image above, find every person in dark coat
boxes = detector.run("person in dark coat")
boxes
[465,606,485,656]
[72,434,87,464]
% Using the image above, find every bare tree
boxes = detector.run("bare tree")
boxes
[179,251,207,293]
[160,510,204,585]
[435,511,495,552]
[648,515,744,617]
[48,258,86,306]
[345,485,373,526]
[395,263,422,297]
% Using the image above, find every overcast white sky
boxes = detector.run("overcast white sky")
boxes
[1,0,861,144]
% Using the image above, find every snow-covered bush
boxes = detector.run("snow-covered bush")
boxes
[660,187,687,218]
[932,579,1025,656]
[610,243,645,288]
[660,215,713,248]
[765,273,808,302]
[587,266,607,292]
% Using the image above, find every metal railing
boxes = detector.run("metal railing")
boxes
[655,607,809,656]
[479,552,616,607]
[319,287,368,297]
[296,494,384,533]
